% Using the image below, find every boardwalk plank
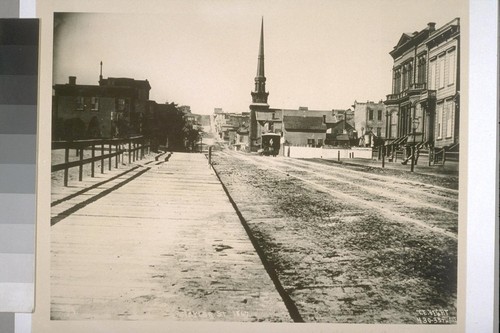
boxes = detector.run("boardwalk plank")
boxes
[51,153,291,322]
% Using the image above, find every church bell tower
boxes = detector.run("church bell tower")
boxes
[251,18,269,105]
[249,18,270,151]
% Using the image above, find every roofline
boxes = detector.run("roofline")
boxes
[272,108,348,113]
[424,17,460,45]
[284,129,327,133]
[55,76,151,90]
[389,28,431,59]
[389,18,460,59]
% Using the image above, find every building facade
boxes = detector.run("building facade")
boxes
[384,18,460,156]
[282,115,327,147]
[214,110,250,145]
[352,100,386,146]
[53,75,151,140]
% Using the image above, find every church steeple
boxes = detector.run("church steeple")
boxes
[257,18,265,78]
[249,18,270,152]
[251,17,269,105]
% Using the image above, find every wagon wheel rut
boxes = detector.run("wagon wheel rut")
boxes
[218,150,458,240]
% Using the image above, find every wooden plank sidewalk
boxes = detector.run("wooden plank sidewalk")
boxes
[50,152,291,321]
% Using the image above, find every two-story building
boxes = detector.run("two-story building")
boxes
[352,100,386,147]
[52,74,151,140]
[384,18,460,160]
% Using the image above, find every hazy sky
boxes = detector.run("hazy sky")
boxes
[53,0,465,115]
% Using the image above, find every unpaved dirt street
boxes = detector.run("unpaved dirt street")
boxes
[211,149,458,324]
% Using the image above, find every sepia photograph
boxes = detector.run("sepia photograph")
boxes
[37,0,468,331]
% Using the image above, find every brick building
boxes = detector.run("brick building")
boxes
[52,73,151,140]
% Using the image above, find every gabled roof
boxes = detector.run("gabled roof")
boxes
[390,24,435,59]
[394,33,415,49]
[256,111,278,122]
[327,120,355,132]
[283,116,326,131]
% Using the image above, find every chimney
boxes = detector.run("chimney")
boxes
[323,115,326,124]
[427,22,436,31]
[68,76,76,85]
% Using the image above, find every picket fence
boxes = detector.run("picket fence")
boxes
[285,146,373,159]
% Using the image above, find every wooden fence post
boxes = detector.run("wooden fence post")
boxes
[141,139,144,159]
[128,141,132,164]
[78,148,83,181]
[64,147,69,187]
[115,143,119,168]
[134,142,138,161]
[101,144,104,174]
[208,146,212,165]
[108,144,112,170]
[91,144,95,177]
[382,146,385,168]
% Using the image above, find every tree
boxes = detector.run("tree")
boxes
[185,122,202,152]
[142,102,188,152]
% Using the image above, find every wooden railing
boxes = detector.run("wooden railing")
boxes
[51,136,150,186]
[409,82,427,90]
[432,148,459,165]
[386,83,427,102]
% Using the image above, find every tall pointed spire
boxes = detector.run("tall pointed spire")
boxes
[257,17,265,78]
[251,17,269,104]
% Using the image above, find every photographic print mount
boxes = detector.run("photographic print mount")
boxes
[34,0,468,332]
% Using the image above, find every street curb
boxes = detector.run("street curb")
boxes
[210,161,304,323]
[325,159,459,177]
